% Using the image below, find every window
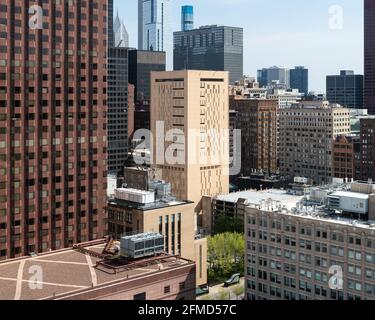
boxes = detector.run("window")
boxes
[164,286,171,294]
[133,292,146,300]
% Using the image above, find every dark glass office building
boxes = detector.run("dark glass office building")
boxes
[108,48,129,174]
[128,50,166,104]
[290,66,309,95]
[108,0,114,47]
[365,0,375,114]
[173,25,243,84]
[326,70,364,109]
[128,50,166,131]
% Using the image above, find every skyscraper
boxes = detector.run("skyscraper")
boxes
[257,66,290,89]
[173,25,244,84]
[326,70,364,109]
[108,0,114,47]
[360,117,375,181]
[230,98,278,176]
[0,0,108,260]
[128,50,166,134]
[150,70,230,230]
[365,0,375,114]
[113,11,129,48]
[290,66,309,96]
[279,101,351,185]
[181,5,194,31]
[138,0,172,65]
[108,48,129,174]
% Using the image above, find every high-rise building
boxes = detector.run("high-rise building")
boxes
[360,116,375,181]
[113,11,129,48]
[290,66,308,96]
[365,0,375,114]
[138,0,172,66]
[173,25,244,84]
[108,0,114,47]
[128,84,135,140]
[267,88,303,109]
[332,135,361,181]
[279,101,351,185]
[0,0,108,260]
[257,66,290,89]
[245,181,375,300]
[128,50,166,138]
[326,70,364,109]
[129,50,166,106]
[230,98,278,176]
[150,70,230,230]
[108,48,129,174]
[181,5,194,31]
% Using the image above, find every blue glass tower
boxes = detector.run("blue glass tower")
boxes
[181,5,194,31]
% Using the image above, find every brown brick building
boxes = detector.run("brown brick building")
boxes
[230,98,278,176]
[332,135,361,181]
[360,117,375,181]
[0,0,108,260]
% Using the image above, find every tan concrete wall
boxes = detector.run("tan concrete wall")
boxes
[150,70,230,213]
[194,237,208,286]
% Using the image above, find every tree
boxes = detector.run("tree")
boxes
[207,232,245,283]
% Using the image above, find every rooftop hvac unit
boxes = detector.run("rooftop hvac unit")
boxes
[120,233,164,259]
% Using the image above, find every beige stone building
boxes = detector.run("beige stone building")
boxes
[107,189,207,286]
[245,182,375,300]
[150,70,230,230]
[279,101,351,185]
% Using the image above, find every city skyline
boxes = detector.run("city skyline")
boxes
[116,0,364,93]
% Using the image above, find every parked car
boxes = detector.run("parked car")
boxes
[224,273,241,287]
[196,285,210,296]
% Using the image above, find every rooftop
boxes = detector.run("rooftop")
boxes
[108,196,191,211]
[0,240,192,300]
[216,189,304,210]
[242,182,375,231]
[330,190,369,200]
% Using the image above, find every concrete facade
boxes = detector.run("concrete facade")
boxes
[245,183,375,300]
[150,70,230,230]
[279,102,351,185]
[107,197,207,285]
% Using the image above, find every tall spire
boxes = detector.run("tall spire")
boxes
[114,9,121,33]
[114,11,129,47]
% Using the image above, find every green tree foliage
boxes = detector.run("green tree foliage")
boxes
[207,232,245,283]
[213,214,244,234]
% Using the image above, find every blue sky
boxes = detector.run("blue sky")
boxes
[115,0,364,93]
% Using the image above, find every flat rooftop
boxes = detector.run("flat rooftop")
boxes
[330,191,369,200]
[0,240,191,300]
[108,197,192,211]
[237,185,375,231]
[216,189,304,210]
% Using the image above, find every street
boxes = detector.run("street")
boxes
[197,278,245,301]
